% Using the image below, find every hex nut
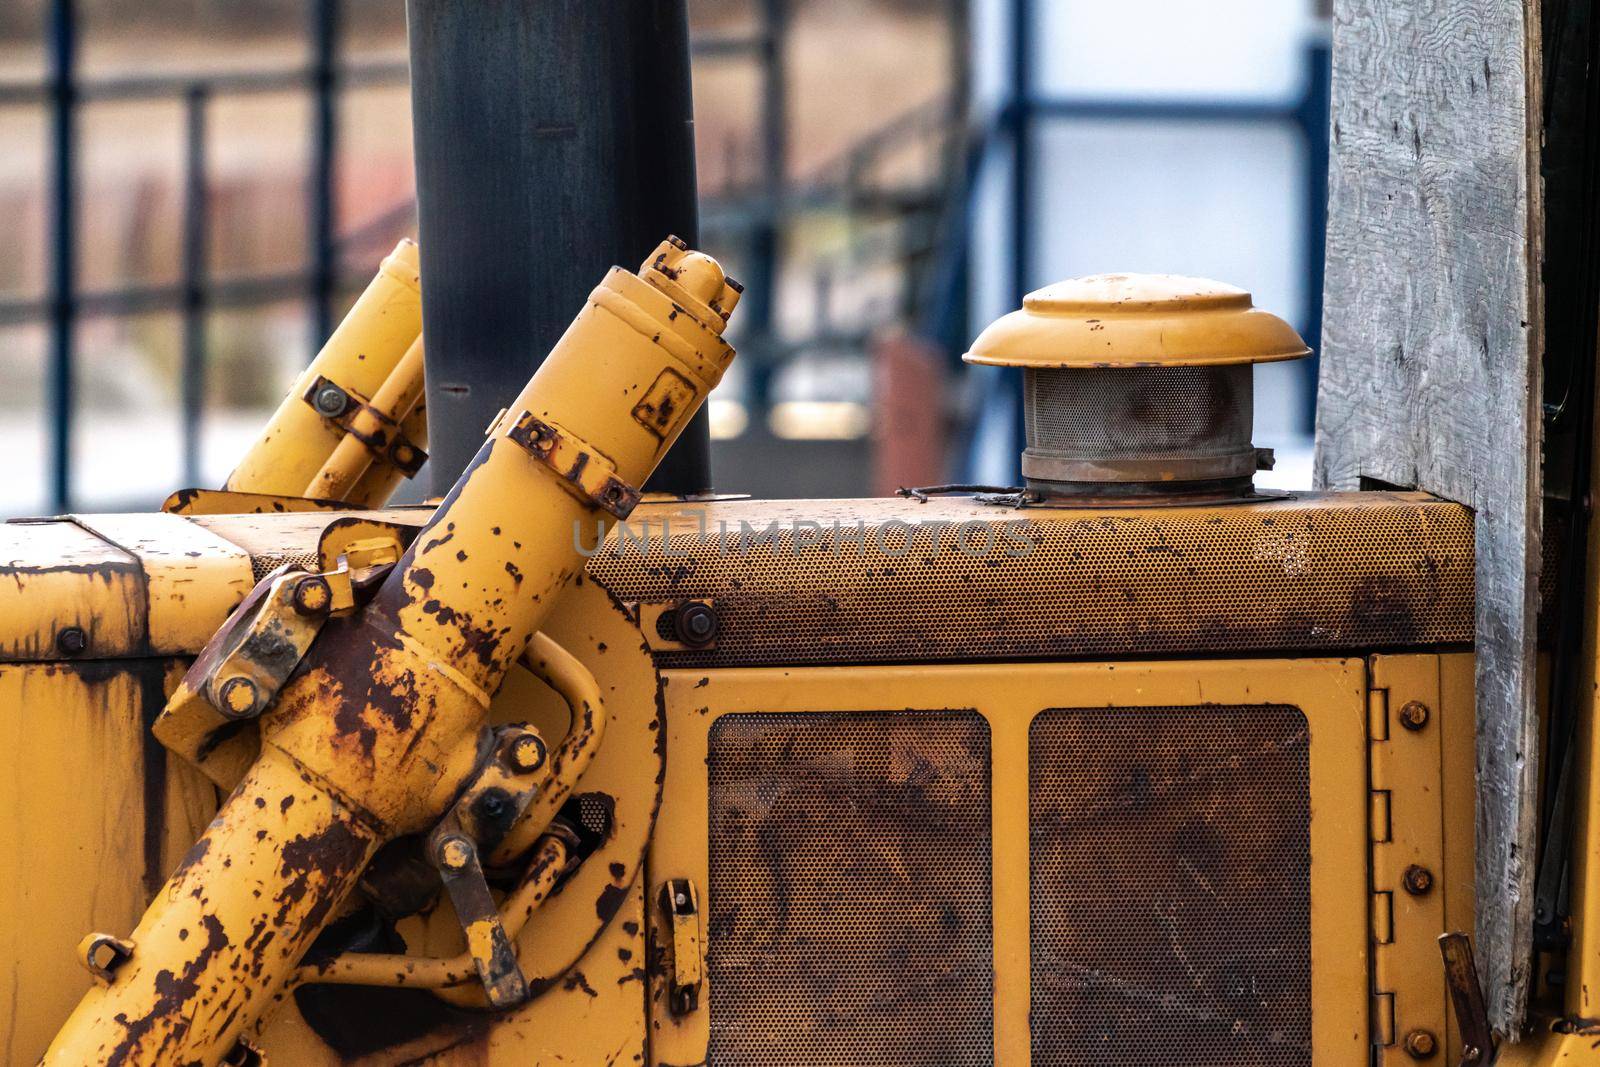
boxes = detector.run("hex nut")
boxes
[435,835,474,872]
[1402,864,1435,896]
[1403,1029,1438,1059]
[673,602,719,647]
[1399,701,1430,731]
[218,676,261,718]
[507,733,547,774]
[292,575,333,616]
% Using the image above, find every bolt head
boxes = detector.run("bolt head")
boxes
[292,575,333,616]
[56,626,87,656]
[436,835,474,872]
[313,383,348,417]
[1402,864,1434,896]
[507,733,546,773]
[673,602,719,647]
[1403,1029,1438,1059]
[217,676,260,718]
[1399,701,1431,731]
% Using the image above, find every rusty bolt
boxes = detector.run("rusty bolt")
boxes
[1403,864,1435,896]
[673,602,719,647]
[1403,1029,1438,1059]
[435,835,474,873]
[1399,701,1430,731]
[292,575,333,616]
[392,442,416,467]
[312,382,349,417]
[218,676,260,718]
[507,733,547,774]
[56,625,87,656]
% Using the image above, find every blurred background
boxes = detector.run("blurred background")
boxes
[0,0,1330,515]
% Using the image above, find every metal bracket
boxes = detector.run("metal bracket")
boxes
[661,878,704,1015]
[1438,933,1493,1064]
[505,410,641,519]
[302,375,428,477]
[424,724,552,1009]
[152,559,366,787]
[78,932,134,984]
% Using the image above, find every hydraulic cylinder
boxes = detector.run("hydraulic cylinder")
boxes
[43,239,738,1067]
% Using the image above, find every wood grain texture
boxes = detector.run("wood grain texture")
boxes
[1315,0,1543,1036]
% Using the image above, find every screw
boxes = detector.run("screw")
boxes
[673,602,719,647]
[1403,864,1434,896]
[1403,1029,1438,1059]
[435,835,474,872]
[218,676,260,718]
[312,383,348,417]
[392,442,416,468]
[1399,701,1430,731]
[291,575,333,616]
[57,625,87,656]
[507,733,546,773]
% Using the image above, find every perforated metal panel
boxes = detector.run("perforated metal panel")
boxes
[706,711,993,1066]
[587,494,1473,668]
[1029,705,1312,1066]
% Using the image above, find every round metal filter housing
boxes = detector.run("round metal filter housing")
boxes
[964,274,1310,501]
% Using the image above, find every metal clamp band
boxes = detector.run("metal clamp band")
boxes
[302,375,428,477]
[504,411,641,519]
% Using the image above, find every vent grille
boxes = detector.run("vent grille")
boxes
[587,495,1473,668]
[706,711,993,1066]
[250,551,320,582]
[1029,705,1312,1066]
[1026,364,1251,461]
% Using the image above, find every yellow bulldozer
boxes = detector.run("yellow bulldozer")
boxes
[3,0,1597,1064]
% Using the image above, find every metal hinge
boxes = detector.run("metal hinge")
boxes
[1367,655,1451,1064]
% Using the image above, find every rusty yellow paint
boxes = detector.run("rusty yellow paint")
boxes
[0,515,251,664]
[0,659,216,1065]
[0,520,148,661]
[43,240,737,1066]
[70,513,254,654]
[647,658,1372,1067]
[223,239,423,503]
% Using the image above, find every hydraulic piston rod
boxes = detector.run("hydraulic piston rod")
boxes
[42,238,739,1066]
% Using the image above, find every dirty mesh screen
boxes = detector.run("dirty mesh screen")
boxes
[1029,705,1311,1066]
[585,495,1473,668]
[1026,364,1251,459]
[706,711,993,1066]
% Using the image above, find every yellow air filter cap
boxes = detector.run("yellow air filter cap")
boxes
[963,273,1311,369]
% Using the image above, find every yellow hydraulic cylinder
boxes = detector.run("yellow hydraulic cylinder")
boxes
[223,238,423,501]
[43,238,739,1067]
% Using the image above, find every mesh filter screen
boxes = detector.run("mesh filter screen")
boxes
[1025,364,1252,460]
[1029,705,1312,1066]
[706,711,994,1066]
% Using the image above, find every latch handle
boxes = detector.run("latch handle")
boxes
[661,878,704,1015]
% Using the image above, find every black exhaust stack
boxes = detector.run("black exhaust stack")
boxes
[407,0,710,495]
